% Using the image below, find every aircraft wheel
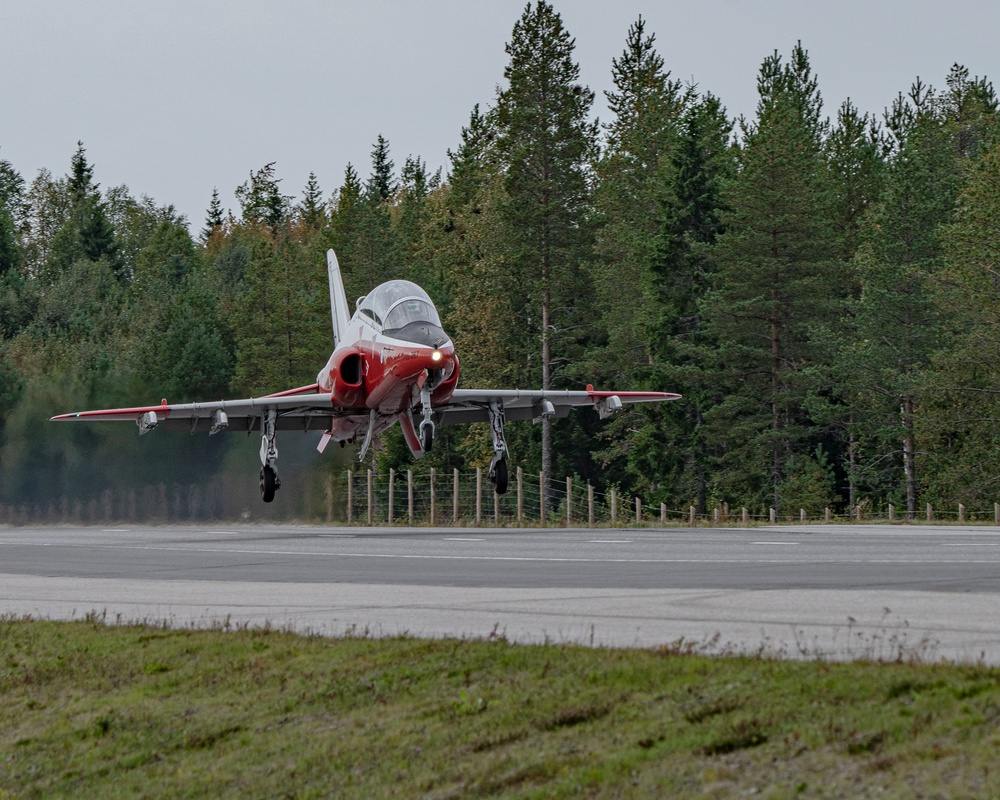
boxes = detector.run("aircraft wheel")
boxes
[492,458,509,495]
[421,422,434,453]
[260,465,277,503]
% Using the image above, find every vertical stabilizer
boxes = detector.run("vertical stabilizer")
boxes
[327,249,351,349]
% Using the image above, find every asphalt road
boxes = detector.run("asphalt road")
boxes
[2,523,1000,662]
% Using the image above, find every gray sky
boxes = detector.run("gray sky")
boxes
[2,1,996,228]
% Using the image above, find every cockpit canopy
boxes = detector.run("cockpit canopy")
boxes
[357,280,448,346]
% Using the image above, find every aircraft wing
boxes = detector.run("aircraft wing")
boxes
[50,390,344,434]
[433,386,681,426]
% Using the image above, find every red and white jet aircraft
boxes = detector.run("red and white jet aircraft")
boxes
[52,250,680,502]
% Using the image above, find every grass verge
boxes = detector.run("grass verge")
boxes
[2,615,999,798]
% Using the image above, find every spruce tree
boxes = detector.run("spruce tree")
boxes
[298,172,326,229]
[201,188,224,242]
[845,71,997,516]
[446,105,492,214]
[703,44,839,513]
[49,142,121,278]
[0,157,26,232]
[923,138,1000,503]
[235,162,289,232]
[367,135,398,202]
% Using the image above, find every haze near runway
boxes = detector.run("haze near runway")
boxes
[2,523,999,662]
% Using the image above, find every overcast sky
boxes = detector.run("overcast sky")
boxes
[2,1,997,227]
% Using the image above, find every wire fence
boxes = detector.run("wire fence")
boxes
[1,469,997,527]
[344,469,1000,528]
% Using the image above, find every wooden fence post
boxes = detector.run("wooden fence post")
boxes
[476,468,482,526]
[800,509,806,523]
[889,503,895,523]
[689,506,696,526]
[825,507,831,523]
[610,489,617,524]
[453,468,460,524]
[995,503,999,525]
[927,503,934,522]
[588,484,595,527]
[635,496,642,525]
[346,469,353,525]
[407,470,413,525]
[959,503,966,524]
[769,508,776,524]
[742,507,749,525]
[714,507,720,524]
[494,482,500,526]
[661,503,666,526]
[388,468,395,525]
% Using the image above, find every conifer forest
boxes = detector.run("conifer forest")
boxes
[3,3,1000,522]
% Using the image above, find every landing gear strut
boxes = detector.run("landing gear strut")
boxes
[259,408,281,502]
[487,398,509,495]
[419,378,434,453]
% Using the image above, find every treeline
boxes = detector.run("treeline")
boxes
[2,2,1000,520]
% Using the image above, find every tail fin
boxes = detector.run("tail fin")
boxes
[327,249,351,349]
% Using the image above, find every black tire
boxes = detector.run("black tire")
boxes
[492,458,509,495]
[421,423,434,453]
[260,465,277,503]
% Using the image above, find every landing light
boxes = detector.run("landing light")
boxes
[431,350,443,362]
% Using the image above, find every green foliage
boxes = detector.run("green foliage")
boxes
[201,187,224,242]
[235,162,290,231]
[4,18,1000,518]
[777,447,840,515]
[4,620,1000,798]
[296,172,326,229]
[702,44,840,513]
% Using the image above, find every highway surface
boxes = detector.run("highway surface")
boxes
[2,523,999,662]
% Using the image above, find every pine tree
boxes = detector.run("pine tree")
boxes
[494,0,598,496]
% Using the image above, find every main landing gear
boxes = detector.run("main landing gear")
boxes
[259,409,281,503]
[487,398,509,495]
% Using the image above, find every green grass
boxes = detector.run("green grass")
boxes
[2,616,1000,798]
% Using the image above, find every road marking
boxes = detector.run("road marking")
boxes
[589,539,633,543]
[940,543,1000,547]
[101,529,131,533]
[753,541,800,546]
[444,537,485,542]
